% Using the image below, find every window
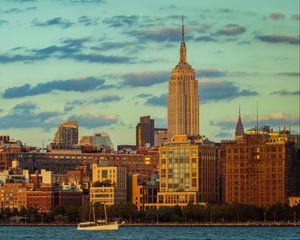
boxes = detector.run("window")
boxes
[102,170,108,178]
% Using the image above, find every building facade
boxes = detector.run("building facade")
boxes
[26,185,54,212]
[128,174,158,210]
[167,19,199,140]
[9,151,158,182]
[90,165,127,206]
[157,135,219,207]
[0,183,28,210]
[136,116,154,148]
[220,131,300,207]
[80,132,114,151]
[154,128,168,147]
[52,121,78,146]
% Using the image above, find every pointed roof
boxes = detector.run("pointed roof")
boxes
[179,16,188,64]
[235,106,245,137]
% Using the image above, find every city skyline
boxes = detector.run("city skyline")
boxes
[0,0,299,148]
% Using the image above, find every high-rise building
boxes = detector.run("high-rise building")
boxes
[235,107,245,137]
[52,121,78,146]
[168,17,199,140]
[136,116,154,148]
[80,132,114,151]
[220,129,300,207]
[157,135,219,207]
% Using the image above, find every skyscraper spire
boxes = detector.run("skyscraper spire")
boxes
[179,16,187,64]
[181,16,184,42]
[235,106,245,137]
[256,103,259,134]
[168,17,199,139]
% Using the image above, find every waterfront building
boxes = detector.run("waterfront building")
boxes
[157,135,219,207]
[128,174,158,210]
[90,165,127,206]
[57,190,83,207]
[289,196,300,207]
[52,121,78,146]
[167,18,199,140]
[220,127,300,207]
[0,183,29,210]
[26,185,54,212]
[136,116,154,148]
[154,128,168,147]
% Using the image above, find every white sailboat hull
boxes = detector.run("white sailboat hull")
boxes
[77,221,119,231]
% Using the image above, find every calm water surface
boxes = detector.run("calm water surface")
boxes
[0,226,299,240]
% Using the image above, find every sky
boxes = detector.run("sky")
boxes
[0,0,299,148]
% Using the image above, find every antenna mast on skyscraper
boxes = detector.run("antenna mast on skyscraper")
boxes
[182,16,184,42]
[256,103,259,134]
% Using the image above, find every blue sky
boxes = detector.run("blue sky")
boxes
[0,0,299,147]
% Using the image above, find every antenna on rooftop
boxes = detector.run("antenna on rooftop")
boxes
[256,103,259,135]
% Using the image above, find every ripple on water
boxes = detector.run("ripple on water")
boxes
[0,226,299,240]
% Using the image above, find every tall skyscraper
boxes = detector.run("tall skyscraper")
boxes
[52,121,78,145]
[136,116,154,148]
[235,107,245,137]
[168,17,199,140]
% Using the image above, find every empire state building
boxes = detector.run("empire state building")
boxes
[167,18,200,139]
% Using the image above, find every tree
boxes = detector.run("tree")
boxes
[144,208,157,223]
[65,205,80,223]
[19,206,27,217]
[11,208,19,217]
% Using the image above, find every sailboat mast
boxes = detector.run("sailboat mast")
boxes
[93,205,96,223]
[104,203,107,224]
[88,202,91,221]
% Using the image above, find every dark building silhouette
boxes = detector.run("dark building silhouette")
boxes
[235,107,245,137]
[136,116,154,148]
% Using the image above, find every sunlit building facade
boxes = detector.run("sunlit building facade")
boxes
[128,174,158,210]
[90,165,127,206]
[220,129,300,207]
[157,135,219,207]
[167,18,199,140]
[0,183,28,210]
[154,128,168,147]
[52,121,78,146]
[80,132,114,151]
[136,116,154,148]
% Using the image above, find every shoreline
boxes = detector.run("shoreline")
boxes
[0,222,299,227]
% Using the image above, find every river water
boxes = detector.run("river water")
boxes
[0,226,299,240]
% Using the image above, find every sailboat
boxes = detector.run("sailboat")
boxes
[77,203,119,230]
